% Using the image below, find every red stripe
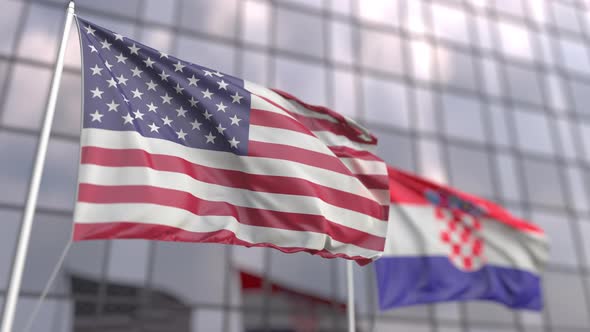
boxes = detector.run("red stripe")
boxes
[81,146,385,219]
[248,141,353,176]
[73,222,373,266]
[77,184,385,251]
[329,146,383,161]
[387,166,544,234]
[250,109,315,136]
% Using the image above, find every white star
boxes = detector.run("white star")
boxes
[148,122,160,133]
[145,80,158,91]
[188,96,199,107]
[123,96,130,103]
[100,39,112,50]
[128,43,140,55]
[88,45,98,53]
[187,75,200,86]
[143,57,155,68]
[159,70,170,81]
[106,100,119,112]
[231,92,243,104]
[116,74,128,86]
[173,61,185,72]
[229,114,241,126]
[161,116,173,126]
[215,101,228,112]
[176,129,188,140]
[115,53,128,64]
[122,113,134,124]
[131,88,143,99]
[160,51,168,58]
[90,110,104,122]
[106,77,117,87]
[201,89,213,99]
[146,102,158,112]
[90,87,104,99]
[90,64,103,76]
[104,61,113,71]
[203,110,213,120]
[174,83,184,94]
[216,124,226,134]
[113,33,124,41]
[228,137,240,149]
[191,119,202,130]
[205,132,216,144]
[217,80,228,90]
[214,71,224,77]
[84,25,96,36]
[130,66,143,77]
[133,109,145,120]
[160,93,172,104]
[203,70,214,77]
[175,106,188,117]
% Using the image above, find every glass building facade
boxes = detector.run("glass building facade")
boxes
[1,0,589,331]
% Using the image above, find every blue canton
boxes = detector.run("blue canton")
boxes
[77,17,251,155]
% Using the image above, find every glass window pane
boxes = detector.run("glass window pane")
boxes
[418,138,447,184]
[580,222,590,268]
[331,69,357,119]
[522,158,565,208]
[514,109,555,155]
[371,128,414,171]
[538,33,555,67]
[2,63,53,130]
[16,5,62,63]
[180,0,237,38]
[143,0,176,24]
[437,46,476,91]
[363,76,409,129]
[176,37,236,74]
[77,0,141,16]
[551,2,582,35]
[140,27,173,55]
[358,0,400,27]
[14,298,70,332]
[415,88,437,133]
[568,79,590,116]
[0,209,20,289]
[442,93,486,143]
[566,166,590,213]
[107,240,149,284]
[242,0,270,46]
[489,104,510,147]
[361,28,404,75]
[556,118,577,160]
[54,72,82,137]
[241,50,268,85]
[403,1,427,35]
[494,0,525,17]
[411,40,435,82]
[481,57,501,98]
[475,15,493,51]
[275,58,326,105]
[448,145,494,198]
[38,139,79,210]
[505,64,543,106]
[529,0,548,25]
[544,271,590,328]
[277,8,324,58]
[466,301,515,324]
[532,210,579,267]
[329,0,352,15]
[546,73,567,112]
[330,21,354,65]
[497,21,534,61]
[495,152,522,202]
[0,132,35,205]
[579,122,590,163]
[430,3,469,44]
[0,1,24,55]
[559,37,590,75]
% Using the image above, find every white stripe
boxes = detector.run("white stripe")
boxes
[383,204,547,273]
[250,125,336,156]
[312,130,377,154]
[81,129,384,200]
[340,158,387,175]
[75,202,382,259]
[245,81,338,122]
[78,164,388,237]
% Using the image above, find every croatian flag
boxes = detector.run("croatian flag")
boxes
[375,166,549,310]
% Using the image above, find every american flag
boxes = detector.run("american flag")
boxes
[73,17,390,264]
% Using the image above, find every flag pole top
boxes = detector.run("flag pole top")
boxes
[67,1,75,12]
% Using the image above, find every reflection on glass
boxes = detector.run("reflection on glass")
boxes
[363,76,408,129]
[242,0,270,46]
[513,109,555,155]
[497,21,533,61]
[361,28,404,75]
[430,3,469,44]
[275,57,326,105]
[442,93,486,143]
[358,0,400,27]
[448,145,494,198]
[436,46,476,91]
[543,272,590,327]
[277,8,324,58]
[180,0,238,38]
[522,158,565,208]
[559,37,590,75]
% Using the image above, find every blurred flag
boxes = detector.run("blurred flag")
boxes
[375,166,548,310]
[72,17,389,264]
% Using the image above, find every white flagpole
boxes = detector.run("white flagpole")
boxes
[0,2,75,332]
[346,260,356,332]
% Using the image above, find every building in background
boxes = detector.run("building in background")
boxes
[0,0,589,331]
